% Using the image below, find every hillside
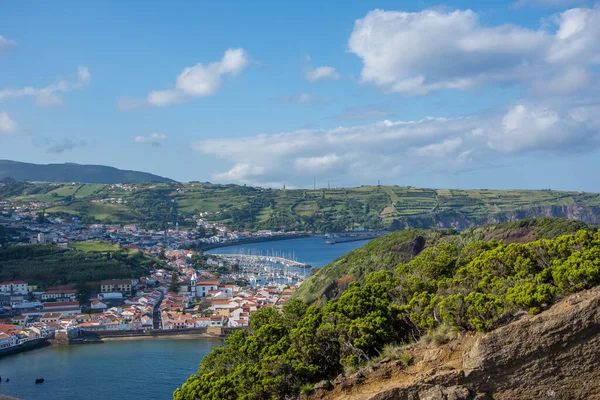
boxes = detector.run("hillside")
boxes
[2,181,600,231]
[310,286,600,400]
[0,160,175,184]
[294,218,596,304]
[0,243,155,289]
[174,221,600,399]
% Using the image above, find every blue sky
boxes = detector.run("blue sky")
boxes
[1,0,600,191]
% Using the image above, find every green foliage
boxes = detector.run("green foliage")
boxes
[175,226,600,399]
[0,244,153,288]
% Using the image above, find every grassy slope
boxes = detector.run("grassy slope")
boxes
[69,240,120,252]
[2,182,600,228]
[294,218,597,304]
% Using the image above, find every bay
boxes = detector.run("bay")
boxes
[0,236,372,400]
[207,236,371,267]
[0,338,221,400]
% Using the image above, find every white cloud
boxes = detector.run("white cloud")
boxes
[0,66,91,107]
[134,133,167,144]
[278,93,333,104]
[0,112,17,134]
[348,7,600,95]
[119,48,249,110]
[0,35,16,51]
[513,0,587,8]
[191,100,600,187]
[304,66,340,82]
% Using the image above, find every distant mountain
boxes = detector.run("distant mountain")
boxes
[0,160,176,184]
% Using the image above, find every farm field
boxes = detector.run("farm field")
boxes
[2,181,600,231]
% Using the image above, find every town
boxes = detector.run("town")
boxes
[0,202,307,354]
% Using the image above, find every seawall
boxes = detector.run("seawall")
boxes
[0,338,49,358]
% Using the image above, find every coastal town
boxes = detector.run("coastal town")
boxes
[0,201,307,355]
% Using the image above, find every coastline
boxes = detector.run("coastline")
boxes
[200,233,310,251]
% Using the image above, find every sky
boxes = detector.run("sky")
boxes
[1,0,600,191]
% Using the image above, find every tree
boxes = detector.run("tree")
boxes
[75,281,93,305]
[169,272,180,292]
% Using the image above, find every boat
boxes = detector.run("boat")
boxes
[325,239,336,245]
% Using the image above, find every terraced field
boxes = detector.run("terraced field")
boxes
[2,181,600,231]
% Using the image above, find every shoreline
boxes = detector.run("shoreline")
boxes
[99,333,222,341]
[200,233,310,251]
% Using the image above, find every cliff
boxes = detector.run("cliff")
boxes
[394,205,600,230]
[310,286,600,400]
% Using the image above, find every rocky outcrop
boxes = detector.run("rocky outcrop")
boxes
[311,287,600,400]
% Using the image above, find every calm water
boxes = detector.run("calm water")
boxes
[0,237,372,400]
[207,236,371,267]
[0,339,221,400]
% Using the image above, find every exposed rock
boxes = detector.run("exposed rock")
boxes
[314,380,333,391]
[312,287,600,400]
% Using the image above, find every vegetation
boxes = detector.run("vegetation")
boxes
[0,244,154,288]
[3,180,600,232]
[295,218,596,304]
[69,240,120,252]
[174,221,600,400]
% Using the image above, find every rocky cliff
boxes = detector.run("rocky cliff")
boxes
[395,205,600,230]
[310,287,600,400]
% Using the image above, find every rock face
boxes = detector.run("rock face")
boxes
[462,287,600,399]
[313,287,600,400]
[395,205,600,230]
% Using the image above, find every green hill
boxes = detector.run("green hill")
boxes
[2,181,600,230]
[0,160,175,184]
[0,243,155,289]
[174,218,600,400]
[295,218,596,304]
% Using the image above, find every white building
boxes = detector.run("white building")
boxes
[0,281,28,295]
[195,280,219,298]
[0,332,18,349]
[90,300,108,310]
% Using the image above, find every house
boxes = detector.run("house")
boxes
[195,280,219,298]
[100,279,135,294]
[0,281,28,295]
[0,332,17,349]
[41,289,78,302]
[41,313,63,323]
[42,301,81,316]
[210,315,226,327]
[90,300,108,310]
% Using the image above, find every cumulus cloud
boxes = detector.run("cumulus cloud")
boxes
[0,35,16,51]
[191,99,600,187]
[304,66,340,82]
[44,138,87,154]
[0,112,17,134]
[0,66,90,107]
[348,7,600,95]
[134,132,167,146]
[119,48,249,110]
[278,93,333,104]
